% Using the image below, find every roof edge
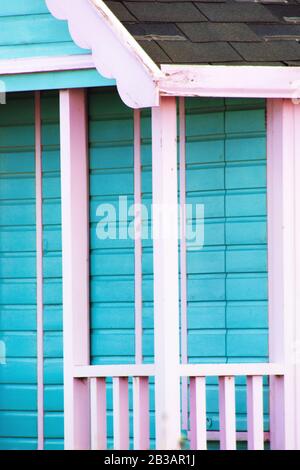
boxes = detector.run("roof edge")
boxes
[46,0,162,108]
[160,64,300,100]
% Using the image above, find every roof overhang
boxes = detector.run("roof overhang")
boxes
[160,64,300,100]
[45,0,162,108]
[45,0,300,106]
[2,0,300,106]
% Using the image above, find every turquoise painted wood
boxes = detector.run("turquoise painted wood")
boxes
[0,89,267,449]
[89,92,268,447]
[0,0,85,59]
[0,1,115,92]
[184,98,268,434]
[41,91,64,450]
[1,71,114,93]
[0,93,37,449]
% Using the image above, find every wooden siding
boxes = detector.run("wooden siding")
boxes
[89,90,138,448]
[0,93,37,449]
[184,98,268,436]
[0,0,85,59]
[0,1,114,92]
[0,90,268,449]
[89,91,268,447]
[41,91,64,450]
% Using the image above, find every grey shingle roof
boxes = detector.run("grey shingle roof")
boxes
[104,0,300,65]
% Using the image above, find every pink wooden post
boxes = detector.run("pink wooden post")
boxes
[190,377,207,450]
[134,109,143,364]
[133,109,150,449]
[35,91,44,450]
[219,376,236,450]
[113,377,129,450]
[133,376,150,449]
[247,376,264,450]
[152,96,181,449]
[179,97,188,431]
[90,378,107,450]
[59,89,90,449]
[267,99,300,450]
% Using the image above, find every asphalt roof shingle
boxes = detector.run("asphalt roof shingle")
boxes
[195,2,280,22]
[104,0,300,65]
[179,22,260,42]
[124,1,207,22]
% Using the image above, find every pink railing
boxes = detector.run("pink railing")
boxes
[182,363,284,450]
[74,364,154,450]
[73,362,284,451]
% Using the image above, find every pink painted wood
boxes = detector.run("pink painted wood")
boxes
[113,377,129,450]
[59,89,90,449]
[179,97,188,431]
[133,377,150,450]
[35,91,44,450]
[134,109,143,365]
[190,377,207,450]
[267,99,300,450]
[267,100,287,451]
[46,0,161,108]
[75,364,154,378]
[295,103,300,452]
[219,376,236,450]
[247,376,264,450]
[0,54,94,75]
[160,65,300,99]
[90,378,107,450]
[179,362,283,377]
[152,96,181,450]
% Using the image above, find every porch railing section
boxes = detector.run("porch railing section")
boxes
[183,363,284,450]
[73,362,284,450]
[74,364,154,450]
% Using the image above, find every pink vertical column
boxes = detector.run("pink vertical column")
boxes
[219,376,236,450]
[179,98,188,431]
[35,91,44,450]
[133,110,150,449]
[133,376,150,449]
[59,89,90,449]
[90,378,107,450]
[294,101,300,452]
[134,109,143,364]
[113,377,129,450]
[267,99,300,450]
[152,96,181,449]
[190,377,207,450]
[247,376,264,450]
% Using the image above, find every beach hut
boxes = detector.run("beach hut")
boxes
[0,0,300,450]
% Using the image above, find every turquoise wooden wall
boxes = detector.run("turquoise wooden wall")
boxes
[0,93,37,449]
[0,0,85,59]
[0,89,268,449]
[89,92,268,447]
[183,98,268,436]
[41,92,63,449]
[0,1,114,92]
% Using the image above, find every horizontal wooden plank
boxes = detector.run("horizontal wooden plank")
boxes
[160,64,300,99]
[0,385,36,411]
[74,364,155,379]
[1,70,114,93]
[0,438,37,450]
[0,411,37,437]
[179,363,283,377]
[0,1,48,17]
